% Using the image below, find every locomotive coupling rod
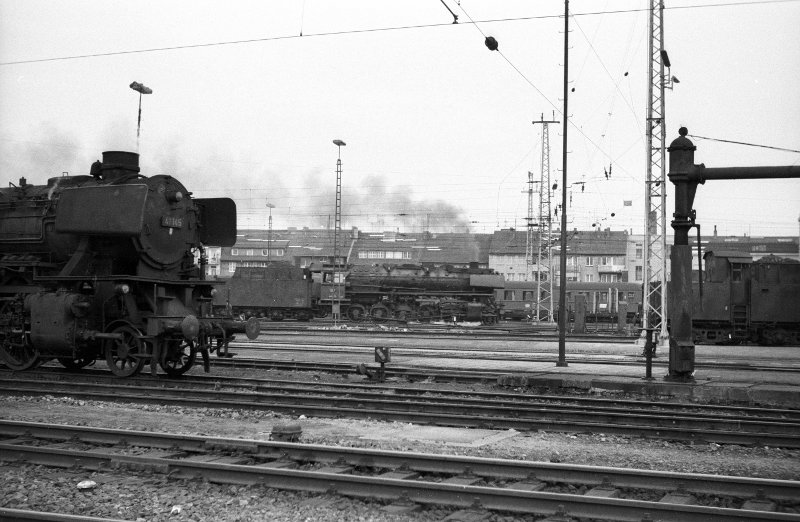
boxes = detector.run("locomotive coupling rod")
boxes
[89,332,124,340]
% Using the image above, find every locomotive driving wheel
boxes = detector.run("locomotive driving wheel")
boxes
[0,340,40,371]
[369,304,390,323]
[104,324,146,377]
[347,304,366,322]
[160,339,197,377]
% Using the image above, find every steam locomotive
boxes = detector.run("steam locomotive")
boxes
[323,263,504,324]
[692,251,800,345]
[214,262,504,325]
[0,151,259,377]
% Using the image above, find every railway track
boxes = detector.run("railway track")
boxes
[228,341,800,372]
[258,321,636,342]
[3,370,799,448]
[1,420,798,521]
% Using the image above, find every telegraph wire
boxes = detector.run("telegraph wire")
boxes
[2,0,797,66]
[687,134,800,154]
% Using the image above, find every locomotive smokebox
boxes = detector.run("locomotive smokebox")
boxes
[92,151,140,181]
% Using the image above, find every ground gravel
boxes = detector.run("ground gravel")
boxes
[2,368,799,521]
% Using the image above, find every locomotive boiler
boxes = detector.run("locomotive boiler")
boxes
[0,151,259,377]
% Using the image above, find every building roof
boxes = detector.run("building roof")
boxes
[488,228,628,256]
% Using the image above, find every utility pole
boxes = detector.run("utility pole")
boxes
[266,202,275,263]
[643,0,669,345]
[531,114,559,322]
[556,0,569,367]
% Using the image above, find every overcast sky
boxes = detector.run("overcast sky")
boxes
[1,0,798,237]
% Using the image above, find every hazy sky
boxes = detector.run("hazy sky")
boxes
[1,1,798,236]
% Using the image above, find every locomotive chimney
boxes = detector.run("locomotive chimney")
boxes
[96,151,140,181]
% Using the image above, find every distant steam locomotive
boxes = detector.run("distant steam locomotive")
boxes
[0,151,259,377]
[214,262,504,325]
[692,251,800,345]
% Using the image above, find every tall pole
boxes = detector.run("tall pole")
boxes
[136,92,143,152]
[266,202,275,263]
[129,81,152,153]
[332,139,346,326]
[532,115,559,322]
[557,0,569,367]
[643,0,669,344]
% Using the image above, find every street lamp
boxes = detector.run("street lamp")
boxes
[332,139,346,325]
[129,81,152,152]
[266,202,275,262]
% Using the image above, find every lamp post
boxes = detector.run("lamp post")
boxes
[266,202,275,263]
[129,81,152,152]
[332,139,346,325]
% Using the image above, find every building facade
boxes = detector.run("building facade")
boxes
[209,226,799,283]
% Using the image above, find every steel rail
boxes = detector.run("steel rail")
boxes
[15,368,800,420]
[0,508,129,522]
[221,347,800,373]
[2,420,798,501]
[0,430,797,521]
[2,377,799,447]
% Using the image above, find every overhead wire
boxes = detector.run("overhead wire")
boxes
[3,0,797,66]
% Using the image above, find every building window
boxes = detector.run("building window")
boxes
[228,262,237,273]
[585,257,593,266]
[503,290,515,300]
[600,274,619,282]
[635,245,643,259]
[522,291,534,300]
[635,266,643,281]
[246,249,254,256]
[231,248,239,256]
[261,248,285,257]
[585,274,594,282]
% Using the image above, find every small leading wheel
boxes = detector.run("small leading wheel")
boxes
[58,357,95,370]
[0,341,40,371]
[160,339,197,377]
[105,324,146,377]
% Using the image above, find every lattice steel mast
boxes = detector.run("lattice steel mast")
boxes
[332,139,346,325]
[643,0,669,344]
[531,115,559,321]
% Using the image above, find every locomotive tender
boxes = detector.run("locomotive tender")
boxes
[0,151,259,377]
[212,262,318,321]
[692,251,800,346]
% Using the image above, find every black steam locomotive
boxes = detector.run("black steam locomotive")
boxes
[692,251,800,345]
[0,151,259,377]
[213,262,503,325]
[317,263,504,324]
